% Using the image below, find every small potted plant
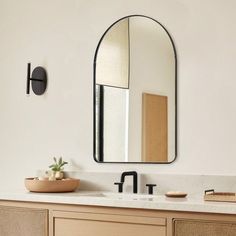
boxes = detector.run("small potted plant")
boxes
[49,157,68,180]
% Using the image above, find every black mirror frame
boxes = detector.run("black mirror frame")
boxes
[93,14,177,164]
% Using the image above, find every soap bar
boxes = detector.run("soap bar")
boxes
[165,191,187,198]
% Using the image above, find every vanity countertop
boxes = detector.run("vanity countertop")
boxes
[0,189,236,215]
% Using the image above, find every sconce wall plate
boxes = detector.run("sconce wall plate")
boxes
[27,63,47,95]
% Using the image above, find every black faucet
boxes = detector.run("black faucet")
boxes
[120,171,138,194]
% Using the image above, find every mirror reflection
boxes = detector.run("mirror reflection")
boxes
[94,15,177,163]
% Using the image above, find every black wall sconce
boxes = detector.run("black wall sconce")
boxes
[27,63,47,95]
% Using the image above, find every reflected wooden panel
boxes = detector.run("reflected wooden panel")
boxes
[142,93,168,162]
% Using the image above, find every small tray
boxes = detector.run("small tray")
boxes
[165,191,187,198]
[204,189,236,202]
[25,178,80,193]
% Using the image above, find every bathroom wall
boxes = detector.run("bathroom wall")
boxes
[0,0,236,188]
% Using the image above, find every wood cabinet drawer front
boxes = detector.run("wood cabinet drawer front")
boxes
[174,219,236,236]
[54,218,166,236]
[0,205,48,236]
[52,210,166,226]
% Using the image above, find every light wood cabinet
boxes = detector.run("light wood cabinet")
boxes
[0,205,48,236]
[52,210,166,236]
[1,200,236,236]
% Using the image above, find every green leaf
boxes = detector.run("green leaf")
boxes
[60,162,68,168]
[49,157,68,171]
[59,157,62,165]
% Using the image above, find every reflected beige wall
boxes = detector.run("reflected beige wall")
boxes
[96,19,129,88]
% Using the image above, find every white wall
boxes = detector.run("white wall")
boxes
[0,0,236,188]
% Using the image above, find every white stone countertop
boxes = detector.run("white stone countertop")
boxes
[0,190,236,215]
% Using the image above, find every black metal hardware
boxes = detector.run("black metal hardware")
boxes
[114,182,124,193]
[27,63,47,95]
[205,189,215,195]
[120,171,138,194]
[146,184,157,195]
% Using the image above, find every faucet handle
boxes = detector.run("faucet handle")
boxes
[146,184,157,195]
[114,182,124,193]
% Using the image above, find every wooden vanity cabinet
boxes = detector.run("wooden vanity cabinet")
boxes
[51,208,236,236]
[1,201,236,236]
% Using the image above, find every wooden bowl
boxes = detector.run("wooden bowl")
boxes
[25,178,80,193]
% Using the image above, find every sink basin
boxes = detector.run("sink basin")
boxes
[84,192,158,201]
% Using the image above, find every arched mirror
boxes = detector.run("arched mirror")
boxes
[93,15,177,163]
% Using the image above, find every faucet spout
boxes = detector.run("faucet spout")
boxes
[120,171,138,194]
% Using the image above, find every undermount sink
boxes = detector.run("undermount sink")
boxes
[84,192,158,201]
